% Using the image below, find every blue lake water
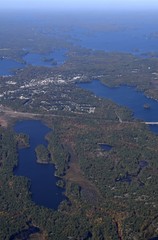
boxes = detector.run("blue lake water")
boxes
[23,49,67,67]
[71,12,158,54]
[14,120,65,210]
[0,49,66,76]
[99,144,112,151]
[1,13,158,77]
[0,59,24,76]
[78,80,158,122]
[73,28,158,54]
[78,80,158,133]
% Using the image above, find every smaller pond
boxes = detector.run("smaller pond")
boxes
[115,160,148,185]
[99,144,112,151]
[10,226,40,240]
[14,120,66,210]
[115,172,133,184]
[139,160,148,169]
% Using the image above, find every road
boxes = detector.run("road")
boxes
[0,105,157,125]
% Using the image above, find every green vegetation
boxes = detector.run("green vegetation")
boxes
[1,10,158,240]
[47,129,70,176]
[46,116,158,240]
[0,127,120,239]
[35,144,50,164]
[15,133,29,148]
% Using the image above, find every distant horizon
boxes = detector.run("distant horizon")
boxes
[1,0,158,11]
[0,8,158,13]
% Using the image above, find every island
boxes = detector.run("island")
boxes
[143,103,151,109]
[35,144,50,164]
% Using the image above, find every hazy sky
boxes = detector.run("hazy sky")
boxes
[1,0,158,11]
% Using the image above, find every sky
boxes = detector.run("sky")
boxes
[1,0,158,11]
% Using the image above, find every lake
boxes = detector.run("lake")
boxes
[1,12,158,77]
[0,59,24,76]
[14,120,65,210]
[71,12,158,55]
[0,49,67,76]
[23,48,67,67]
[78,80,158,133]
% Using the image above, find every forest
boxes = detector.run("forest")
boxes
[0,10,158,240]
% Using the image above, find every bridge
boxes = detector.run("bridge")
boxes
[115,111,158,125]
[145,122,158,125]
[1,105,158,126]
